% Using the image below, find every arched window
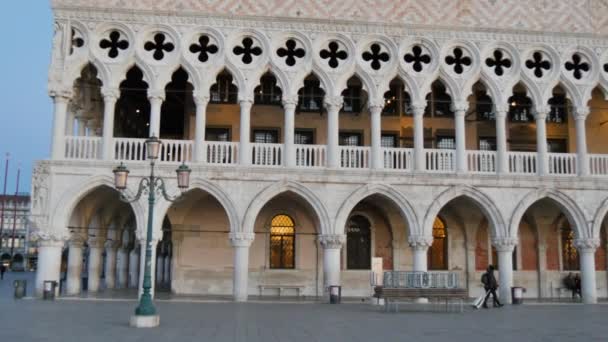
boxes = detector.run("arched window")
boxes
[269,214,295,269]
[561,223,579,271]
[428,217,448,270]
[346,215,371,269]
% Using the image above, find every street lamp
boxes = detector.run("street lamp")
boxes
[112,136,191,328]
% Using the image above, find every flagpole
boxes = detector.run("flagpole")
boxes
[9,166,21,258]
[0,153,9,250]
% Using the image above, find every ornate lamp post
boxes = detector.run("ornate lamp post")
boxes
[113,136,191,328]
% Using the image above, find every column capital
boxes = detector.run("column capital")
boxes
[574,238,600,252]
[492,237,518,252]
[323,96,343,112]
[193,94,210,107]
[101,87,120,101]
[574,107,590,121]
[533,106,550,120]
[147,89,165,102]
[32,229,69,248]
[319,234,345,249]
[104,240,120,250]
[368,104,384,114]
[411,100,427,116]
[68,234,87,248]
[88,237,106,249]
[451,101,468,114]
[229,232,254,247]
[408,235,433,251]
[49,88,73,102]
[282,95,299,108]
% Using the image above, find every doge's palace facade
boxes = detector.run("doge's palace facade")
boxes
[32,0,608,303]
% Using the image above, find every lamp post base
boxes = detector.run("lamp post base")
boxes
[130,314,160,328]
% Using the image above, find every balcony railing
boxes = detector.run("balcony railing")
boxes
[65,136,101,160]
[508,151,537,174]
[62,137,608,177]
[466,150,496,174]
[425,149,455,173]
[295,144,326,168]
[340,146,370,169]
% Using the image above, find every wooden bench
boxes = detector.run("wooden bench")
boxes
[258,285,304,298]
[376,287,469,313]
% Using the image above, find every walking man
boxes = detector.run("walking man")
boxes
[481,265,503,308]
[0,263,6,280]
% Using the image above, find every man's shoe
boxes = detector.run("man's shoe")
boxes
[482,304,489,309]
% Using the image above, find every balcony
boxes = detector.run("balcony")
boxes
[60,136,608,177]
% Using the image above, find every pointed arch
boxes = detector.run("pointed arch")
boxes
[310,64,334,97]
[592,197,608,241]
[65,59,110,89]
[509,188,590,240]
[264,66,290,97]
[334,183,419,237]
[242,181,330,235]
[423,185,505,239]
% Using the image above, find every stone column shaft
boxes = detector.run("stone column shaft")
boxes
[101,88,118,160]
[413,106,425,172]
[116,248,129,289]
[319,234,345,289]
[128,247,140,288]
[370,105,383,169]
[193,95,209,163]
[156,254,164,285]
[148,92,164,137]
[35,238,66,296]
[230,233,254,302]
[574,111,589,176]
[535,111,549,175]
[325,97,342,168]
[576,239,599,304]
[454,108,467,173]
[87,245,104,292]
[283,98,297,168]
[51,94,71,159]
[239,100,253,166]
[493,238,517,304]
[66,243,84,295]
[104,245,118,289]
[495,110,508,174]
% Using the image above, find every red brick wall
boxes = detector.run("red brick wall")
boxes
[546,224,560,271]
[475,219,489,271]
[595,226,606,271]
[519,221,538,271]
[375,221,393,270]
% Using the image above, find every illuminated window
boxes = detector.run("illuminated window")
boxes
[269,215,295,269]
[428,217,448,270]
[561,224,579,271]
[346,215,371,269]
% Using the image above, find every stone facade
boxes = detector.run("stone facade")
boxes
[33,0,608,303]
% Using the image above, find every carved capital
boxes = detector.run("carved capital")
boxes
[147,89,166,102]
[193,94,210,107]
[574,107,590,121]
[229,232,254,247]
[451,101,468,114]
[49,88,73,102]
[323,96,343,112]
[319,234,345,249]
[574,238,600,253]
[368,104,384,115]
[32,229,69,248]
[68,234,87,248]
[408,235,433,251]
[492,237,518,252]
[534,106,550,120]
[101,87,120,101]
[282,95,299,109]
[104,240,120,250]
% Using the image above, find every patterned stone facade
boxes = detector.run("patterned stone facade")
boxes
[52,0,608,36]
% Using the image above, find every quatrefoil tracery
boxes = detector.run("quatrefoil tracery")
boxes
[233,37,263,64]
[189,35,218,63]
[565,53,590,80]
[404,45,431,73]
[362,43,389,71]
[525,52,551,78]
[485,50,512,76]
[99,31,129,59]
[320,41,348,69]
[276,39,306,67]
[445,47,472,74]
[144,33,175,61]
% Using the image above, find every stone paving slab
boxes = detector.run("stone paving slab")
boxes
[1,273,607,342]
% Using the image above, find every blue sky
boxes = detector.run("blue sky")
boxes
[0,2,53,194]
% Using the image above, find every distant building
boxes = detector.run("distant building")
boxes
[0,193,33,271]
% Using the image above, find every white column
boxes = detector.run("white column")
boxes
[34,237,65,297]
[493,238,517,304]
[116,247,129,289]
[163,255,171,285]
[66,110,75,137]
[574,108,590,176]
[370,105,383,169]
[193,95,209,163]
[454,103,468,173]
[77,118,87,136]
[575,239,599,304]
[66,240,84,295]
[535,109,549,176]
[412,105,426,172]
[128,247,140,288]
[156,253,164,285]
[148,90,165,137]
[104,241,118,289]
[495,108,508,174]
[50,91,72,159]
[87,240,104,292]
[239,99,253,166]
[283,96,298,168]
[319,234,345,290]
[138,239,158,298]
[230,233,254,302]
[325,97,343,168]
[101,88,119,160]
[409,235,432,272]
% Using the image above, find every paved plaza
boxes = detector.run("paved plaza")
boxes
[0,272,606,341]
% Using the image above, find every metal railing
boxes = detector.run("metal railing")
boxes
[382,271,460,289]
